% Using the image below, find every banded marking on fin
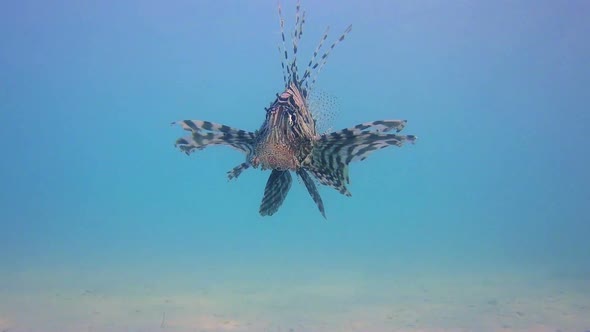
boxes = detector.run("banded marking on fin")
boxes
[302,24,352,92]
[300,26,329,90]
[296,168,326,219]
[227,162,251,180]
[289,0,306,84]
[307,120,417,196]
[277,2,291,88]
[259,169,293,216]
[172,120,256,156]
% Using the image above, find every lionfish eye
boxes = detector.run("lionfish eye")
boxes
[285,109,297,126]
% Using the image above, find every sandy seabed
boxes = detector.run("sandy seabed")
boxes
[1,266,589,332]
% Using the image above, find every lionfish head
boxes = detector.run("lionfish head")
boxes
[265,103,297,130]
[253,100,301,171]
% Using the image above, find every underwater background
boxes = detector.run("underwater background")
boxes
[1,0,589,331]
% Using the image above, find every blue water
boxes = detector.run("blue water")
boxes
[1,1,589,331]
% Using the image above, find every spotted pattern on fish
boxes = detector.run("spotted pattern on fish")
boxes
[172,1,417,218]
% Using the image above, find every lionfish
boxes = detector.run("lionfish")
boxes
[172,1,416,218]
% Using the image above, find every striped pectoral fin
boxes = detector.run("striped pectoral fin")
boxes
[296,168,326,219]
[308,163,351,197]
[172,120,256,156]
[259,170,293,217]
[227,162,251,181]
[317,120,417,163]
[350,119,409,133]
[339,132,417,163]
[308,120,417,195]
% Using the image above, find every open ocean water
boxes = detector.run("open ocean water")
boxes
[1,0,589,331]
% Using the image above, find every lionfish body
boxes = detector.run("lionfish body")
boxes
[173,1,417,218]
